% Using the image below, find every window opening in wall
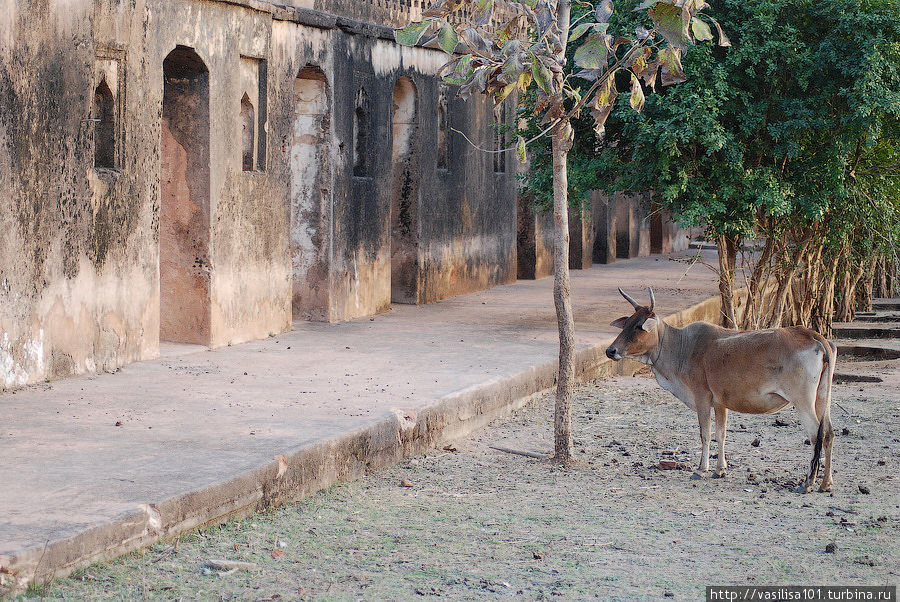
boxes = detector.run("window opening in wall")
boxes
[239,56,267,172]
[437,92,449,170]
[353,91,370,177]
[241,93,255,171]
[93,79,116,169]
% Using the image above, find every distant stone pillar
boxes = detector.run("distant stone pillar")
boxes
[569,197,593,269]
[592,191,616,264]
[614,193,639,259]
[517,194,554,279]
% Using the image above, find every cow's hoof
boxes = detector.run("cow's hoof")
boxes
[713,470,726,479]
[691,471,708,480]
[797,483,815,494]
[819,482,833,493]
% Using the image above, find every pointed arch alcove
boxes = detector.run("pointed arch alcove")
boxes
[160,45,211,345]
[390,76,421,304]
[290,65,332,321]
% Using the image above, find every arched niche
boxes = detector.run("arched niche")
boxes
[390,76,421,304]
[290,65,332,321]
[93,79,116,169]
[240,92,255,171]
[159,45,211,345]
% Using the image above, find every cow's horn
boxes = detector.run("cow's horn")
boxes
[648,287,656,312]
[618,287,640,309]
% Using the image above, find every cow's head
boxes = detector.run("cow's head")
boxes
[605,288,660,360]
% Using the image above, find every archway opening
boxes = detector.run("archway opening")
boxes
[160,45,211,344]
[390,77,420,304]
[290,65,331,320]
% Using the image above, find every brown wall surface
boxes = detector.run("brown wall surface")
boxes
[0,0,518,389]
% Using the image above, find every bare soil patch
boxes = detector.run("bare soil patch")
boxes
[31,363,900,601]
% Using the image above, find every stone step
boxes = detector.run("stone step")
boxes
[854,312,900,323]
[872,298,900,311]
[831,323,900,339]
[834,343,900,362]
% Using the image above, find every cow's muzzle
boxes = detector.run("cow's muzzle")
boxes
[605,347,622,360]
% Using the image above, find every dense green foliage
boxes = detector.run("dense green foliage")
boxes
[523,0,900,329]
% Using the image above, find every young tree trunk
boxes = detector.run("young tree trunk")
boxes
[716,234,738,329]
[552,0,574,464]
[740,236,775,329]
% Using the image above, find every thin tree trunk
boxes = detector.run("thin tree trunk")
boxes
[552,0,574,464]
[740,236,774,329]
[717,234,738,329]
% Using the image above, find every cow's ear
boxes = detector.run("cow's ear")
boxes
[610,316,629,329]
[641,317,659,332]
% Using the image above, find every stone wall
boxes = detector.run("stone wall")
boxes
[0,0,517,389]
[516,190,692,279]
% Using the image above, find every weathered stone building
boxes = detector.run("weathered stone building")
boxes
[0,0,519,389]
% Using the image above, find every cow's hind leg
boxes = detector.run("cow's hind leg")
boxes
[819,418,834,492]
[798,408,821,493]
[713,405,728,478]
[692,401,713,479]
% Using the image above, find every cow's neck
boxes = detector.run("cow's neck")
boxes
[646,320,691,382]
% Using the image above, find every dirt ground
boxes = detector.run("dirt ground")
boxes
[26,360,900,601]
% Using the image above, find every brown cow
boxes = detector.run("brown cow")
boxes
[605,288,836,493]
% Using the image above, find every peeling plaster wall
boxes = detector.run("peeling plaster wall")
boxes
[0,0,159,388]
[0,0,519,389]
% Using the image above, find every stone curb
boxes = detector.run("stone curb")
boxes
[0,293,724,592]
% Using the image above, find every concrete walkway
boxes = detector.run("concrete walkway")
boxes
[0,250,723,590]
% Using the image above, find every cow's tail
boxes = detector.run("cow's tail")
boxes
[810,337,836,478]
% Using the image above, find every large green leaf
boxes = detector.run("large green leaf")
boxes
[657,46,686,86]
[516,135,527,164]
[690,17,714,42]
[531,56,553,92]
[395,20,432,46]
[629,73,645,113]
[438,20,459,53]
[590,74,619,136]
[574,33,609,70]
[648,3,690,50]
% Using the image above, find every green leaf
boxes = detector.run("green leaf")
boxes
[395,20,432,46]
[441,54,475,85]
[590,74,618,136]
[657,46,686,86]
[531,57,552,92]
[690,17,714,42]
[649,3,690,50]
[516,135,527,164]
[438,20,459,53]
[568,22,594,42]
[629,73,645,113]
[574,32,608,70]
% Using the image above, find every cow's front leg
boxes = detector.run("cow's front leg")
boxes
[692,403,712,479]
[713,405,728,478]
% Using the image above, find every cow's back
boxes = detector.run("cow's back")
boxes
[699,325,826,413]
